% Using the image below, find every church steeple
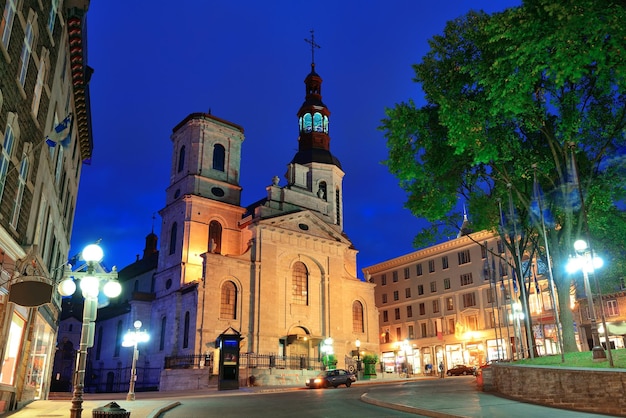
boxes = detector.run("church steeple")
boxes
[291,30,341,168]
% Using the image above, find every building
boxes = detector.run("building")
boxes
[150,58,379,378]
[364,228,562,375]
[0,0,93,412]
[58,57,379,392]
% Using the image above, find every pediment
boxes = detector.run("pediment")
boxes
[257,210,351,246]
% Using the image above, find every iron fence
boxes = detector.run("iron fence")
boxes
[164,353,327,371]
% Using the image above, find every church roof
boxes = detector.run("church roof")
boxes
[290,148,342,168]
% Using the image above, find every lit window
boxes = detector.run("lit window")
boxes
[352,301,364,332]
[220,282,237,319]
[292,262,308,305]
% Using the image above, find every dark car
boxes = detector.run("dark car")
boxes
[446,364,476,376]
[306,369,356,388]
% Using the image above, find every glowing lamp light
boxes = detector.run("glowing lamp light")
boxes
[58,278,76,297]
[103,280,122,298]
[82,244,104,263]
[80,275,100,298]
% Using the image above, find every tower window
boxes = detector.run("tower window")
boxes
[208,220,222,254]
[323,115,329,134]
[212,144,225,172]
[313,112,323,132]
[335,188,341,226]
[177,145,185,173]
[317,181,327,200]
[169,222,177,255]
[303,114,312,133]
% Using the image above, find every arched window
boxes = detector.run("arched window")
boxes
[220,281,237,319]
[352,301,364,333]
[303,114,312,133]
[183,311,190,348]
[160,317,167,351]
[292,262,308,305]
[213,144,225,172]
[313,112,323,132]
[208,220,222,254]
[169,222,177,255]
[317,181,327,200]
[114,321,122,357]
[177,145,185,173]
[323,115,329,133]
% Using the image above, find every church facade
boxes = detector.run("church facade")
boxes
[146,61,379,376]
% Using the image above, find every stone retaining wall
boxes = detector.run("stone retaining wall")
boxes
[488,364,626,417]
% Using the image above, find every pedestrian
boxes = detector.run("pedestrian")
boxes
[438,361,444,378]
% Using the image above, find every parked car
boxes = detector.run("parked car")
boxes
[306,369,356,388]
[446,364,476,376]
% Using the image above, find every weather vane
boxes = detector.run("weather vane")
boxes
[304,29,320,65]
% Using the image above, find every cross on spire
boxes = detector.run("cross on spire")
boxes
[304,29,321,65]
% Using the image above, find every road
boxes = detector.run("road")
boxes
[158,384,424,418]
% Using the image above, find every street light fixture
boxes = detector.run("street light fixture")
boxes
[57,243,121,418]
[355,338,361,371]
[122,320,150,401]
[566,239,606,361]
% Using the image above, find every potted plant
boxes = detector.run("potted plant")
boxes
[361,353,378,379]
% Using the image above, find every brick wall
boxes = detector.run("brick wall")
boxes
[488,364,626,417]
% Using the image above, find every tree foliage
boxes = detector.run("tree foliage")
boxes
[380,0,626,353]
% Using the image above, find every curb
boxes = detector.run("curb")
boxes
[146,401,181,418]
[360,393,469,418]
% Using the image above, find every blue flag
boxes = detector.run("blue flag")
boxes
[46,114,72,148]
[512,268,518,293]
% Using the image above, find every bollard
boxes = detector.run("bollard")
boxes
[92,401,130,418]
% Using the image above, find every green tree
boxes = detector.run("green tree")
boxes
[380,0,626,354]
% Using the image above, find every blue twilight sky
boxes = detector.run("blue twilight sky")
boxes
[70,0,521,277]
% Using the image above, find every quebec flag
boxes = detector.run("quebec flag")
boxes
[46,114,72,148]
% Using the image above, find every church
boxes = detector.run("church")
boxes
[140,55,379,384]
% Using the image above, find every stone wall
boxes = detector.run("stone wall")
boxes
[488,364,626,417]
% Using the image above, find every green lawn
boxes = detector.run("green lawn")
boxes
[515,348,626,369]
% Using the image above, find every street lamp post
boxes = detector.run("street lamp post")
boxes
[57,244,121,418]
[567,239,606,361]
[355,339,361,371]
[122,320,150,401]
[509,302,525,360]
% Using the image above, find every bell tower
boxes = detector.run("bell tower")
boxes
[285,31,345,229]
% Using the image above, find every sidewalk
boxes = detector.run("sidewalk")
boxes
[2,376,614,418]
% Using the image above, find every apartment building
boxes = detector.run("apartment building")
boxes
[364,229,560,375]
[0,0,93,412]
